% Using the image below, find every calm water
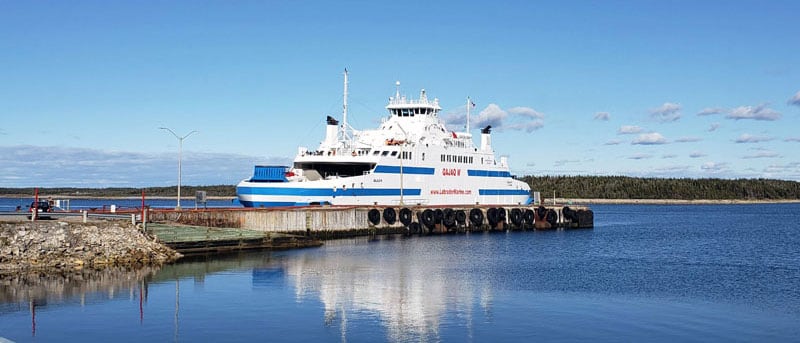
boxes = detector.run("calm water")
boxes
[2,204,799,342]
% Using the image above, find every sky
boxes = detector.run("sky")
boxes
[1,0,799,188]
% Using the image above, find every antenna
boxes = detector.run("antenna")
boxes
[395,81,400,100]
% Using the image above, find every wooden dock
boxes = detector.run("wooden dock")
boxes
[146,223,322,254]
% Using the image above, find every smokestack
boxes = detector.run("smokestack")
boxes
[324,116,339,146]
[480,125,492,151]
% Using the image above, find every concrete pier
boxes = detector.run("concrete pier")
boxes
[146,205,593,239]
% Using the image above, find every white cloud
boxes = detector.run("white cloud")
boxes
[507,121,545,132]
[764,162,800,173]
[689,151,706,158]
[788,91,800,106]
[508,106,544,119]
[628,153,652,160]
[593,112,610,121]
[632,132,668,145]
[617,125,644,135]
[708,122,721,132]
[742,151,780,159]
[675,136,702,143]
[455,104,544,133]
[662,154,677,159]
[472,104,507,129]
[554,159,581,167]
[650,102,682,122]
[653,165,690,173]
[700,161,729,173]
[697,107,725,116]
[604,139,622,145]
[785,137,800,142]
[442,112,467,127]
[726,104,781,121]
[734,133,773,143]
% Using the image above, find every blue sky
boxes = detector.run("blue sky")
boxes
[1,1,799,187]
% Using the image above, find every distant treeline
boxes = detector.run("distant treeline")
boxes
[2,177,800,200]
[0,185,237,198]
[519,176,800,200]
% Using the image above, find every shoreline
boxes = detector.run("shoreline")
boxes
[2,195,798,205]
[557,198,800,205]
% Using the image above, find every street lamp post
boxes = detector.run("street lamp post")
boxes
[160,127,197,210]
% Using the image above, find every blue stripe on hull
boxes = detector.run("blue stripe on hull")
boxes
[468,170,512,177]
[240,201,307,208]
[237,186,422,197]
[478,189,530,196]
[373,165,435,175]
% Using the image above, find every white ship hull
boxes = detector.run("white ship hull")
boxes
[237,162,531,207]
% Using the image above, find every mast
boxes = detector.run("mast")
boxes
[466,96,471,133]
[342,68,349,143]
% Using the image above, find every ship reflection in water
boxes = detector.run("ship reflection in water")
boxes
[265,235,495,341]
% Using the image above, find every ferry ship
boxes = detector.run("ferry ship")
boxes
[236,71,532,207]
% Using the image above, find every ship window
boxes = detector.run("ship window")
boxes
[469,157,473,163]
[390,151,398,156]
[440,155,444,162]
[382,151,389,156]
[373,151,380,155]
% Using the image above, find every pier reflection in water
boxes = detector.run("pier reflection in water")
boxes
[2,204,800,342]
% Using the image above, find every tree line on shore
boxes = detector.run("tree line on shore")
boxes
[2,176,799,200]
[519,176,800,200]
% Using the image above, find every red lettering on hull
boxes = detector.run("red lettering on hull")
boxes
[442,168,462,176]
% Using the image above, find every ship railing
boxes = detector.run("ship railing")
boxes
[387,98,440,107]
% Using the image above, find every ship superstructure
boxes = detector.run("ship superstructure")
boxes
[236,71,531,207]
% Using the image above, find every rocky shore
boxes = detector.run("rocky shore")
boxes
[0,220,181,273]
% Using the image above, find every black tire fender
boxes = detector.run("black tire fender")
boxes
[367,208,381,225]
